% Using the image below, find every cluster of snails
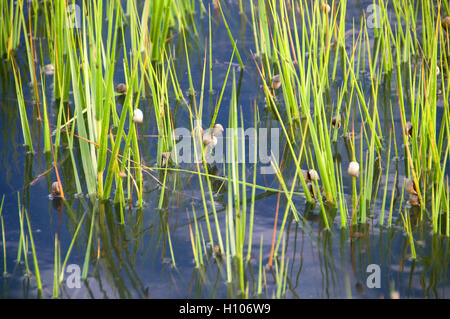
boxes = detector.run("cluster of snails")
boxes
[192,123,224,149]
[300,160,360,200]
[301,169,323,199]
[302,169,319,183]
[47,82,127,199]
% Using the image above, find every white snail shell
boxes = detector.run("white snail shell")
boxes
[133,108,143,124]
[44,64,55,75]
[348,161,360,178]
[308,169,320,181]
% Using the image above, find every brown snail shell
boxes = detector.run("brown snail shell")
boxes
[331,114,341,129]
[409,194,420,206]
[442,16,450,29]
[271,74,282,90]
[405,121,413,137]
[161,152,171,167]
[51,181,61,197]
[302,169,309,182]
[302,169,320,182]
[321,2,331,14]
[115,83,127,94]
[119,171,127,179]
[404,178,417,195]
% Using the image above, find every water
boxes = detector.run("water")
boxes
[0,0,449,299]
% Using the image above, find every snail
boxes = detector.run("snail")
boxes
[348,161,360,178]
[44,64,55,75]
[133,108,143,124]
[302,169,320,182]
[442,16,450,29]
[115,83,127,94]
[51,181,61,197]
[321,2,330,14]
[202,124,224,148]
[271,74,282,90]
[408,194,420,206]
[405,121,413,137]
[404,178,417,195]
[211,123,224,136]
[202,133,217,147]
[331,114,341,129]
[308,169,320,181]
[119,171,127,179]
[161,152,171,167]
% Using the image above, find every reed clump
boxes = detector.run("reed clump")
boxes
[3,0,450,299]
